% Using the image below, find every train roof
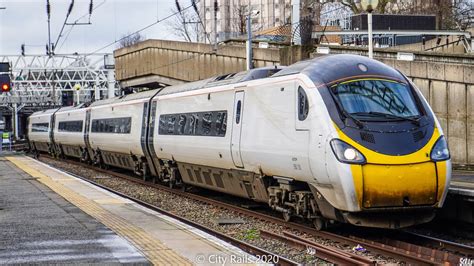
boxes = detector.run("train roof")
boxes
[273,54,406,86]
[30,107,61,117]
[89,66,284,106]
[89,88,160,107]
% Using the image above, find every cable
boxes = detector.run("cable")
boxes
[53,0,75,52]
[57,0,106,52]
[85,3,194,56]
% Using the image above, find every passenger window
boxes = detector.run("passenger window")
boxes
[177,115,186,134]
[202,112,212,135]
[298,86,309,121]
[236,101,241,124]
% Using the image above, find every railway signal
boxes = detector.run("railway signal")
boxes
[0,74,11,93]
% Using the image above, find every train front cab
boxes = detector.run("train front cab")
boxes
[317,76,452,229]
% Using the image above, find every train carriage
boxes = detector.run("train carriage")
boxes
[53,106,87,159]
[28,108,60,154]
[87,89,159,173]
[27,54,452,230]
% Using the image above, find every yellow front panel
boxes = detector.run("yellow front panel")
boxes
[362,163,437,208]
[435,161,447,202]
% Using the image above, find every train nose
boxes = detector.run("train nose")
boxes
[361,163,437,208]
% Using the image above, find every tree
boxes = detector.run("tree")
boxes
[118,32,145,48]
[167,1,201,42]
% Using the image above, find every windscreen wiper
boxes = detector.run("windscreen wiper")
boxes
[330,85,364,129]
[353,111,420,126]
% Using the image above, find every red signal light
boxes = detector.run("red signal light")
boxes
[1,83,10,92]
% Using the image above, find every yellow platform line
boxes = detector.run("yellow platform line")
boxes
[6,156,191,266]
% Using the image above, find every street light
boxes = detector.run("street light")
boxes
[360,0,379,59]
[246,9,260,70]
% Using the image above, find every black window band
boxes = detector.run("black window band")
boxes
[159,110,227,137]
[91,117,132,134]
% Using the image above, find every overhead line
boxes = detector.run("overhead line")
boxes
[58,0,107,52]
[85,3,194,56]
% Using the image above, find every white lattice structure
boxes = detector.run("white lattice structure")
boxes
[0,53,118,107]
[0,53,119,139]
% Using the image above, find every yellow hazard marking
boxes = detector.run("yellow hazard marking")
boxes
[6,156,191,266]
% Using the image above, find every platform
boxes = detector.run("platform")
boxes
[450,170,474,197]
[0,155,252,265]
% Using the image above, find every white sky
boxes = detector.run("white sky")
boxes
[0,0,184,55]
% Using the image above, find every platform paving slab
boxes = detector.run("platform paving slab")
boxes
[4,155,257,265]
[0,157,149,264]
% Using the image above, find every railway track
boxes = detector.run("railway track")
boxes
[42,158,298,266]
[38,154,471,265]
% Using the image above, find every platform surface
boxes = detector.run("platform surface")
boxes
[1,155,253,265]
[0,157,148,264]
[450,170,474,197]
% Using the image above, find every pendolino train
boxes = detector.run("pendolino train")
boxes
[28,54,451,230]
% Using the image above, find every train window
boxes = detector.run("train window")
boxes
[158,110,227,137]
[202,112,212,135]
[188,113,199,135]
[91,117,132,134]
[298,86,309,121]
[236,101,242,124]
[167,116,176,134]
[32,123,49,132]
[215,111,227,136]
[177,115,186,135]
[58,120,83,132]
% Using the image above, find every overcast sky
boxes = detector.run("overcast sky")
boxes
[0,0,182,55]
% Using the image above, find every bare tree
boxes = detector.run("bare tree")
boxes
[232,5,248,35]
[167,1,201,42]
[118,32,145,48]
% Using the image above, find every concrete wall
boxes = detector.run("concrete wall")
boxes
[316,46,474,167]
[114,39,280,86]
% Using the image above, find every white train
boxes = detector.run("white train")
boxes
[28,54,452,229]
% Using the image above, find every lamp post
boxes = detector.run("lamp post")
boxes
[360,0,378,59]
[246,8,260,70]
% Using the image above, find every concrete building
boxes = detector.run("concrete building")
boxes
[198,0,292,43]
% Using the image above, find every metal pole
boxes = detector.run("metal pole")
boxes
[291,0,301,45]
[246,15,252,70]
[213,0,218,51]
[47,0,52,56]
[10,104,17,141]
[76,89,80,105]
[368,11,373,58]
[94,78,100,101]
[107,69,115,99]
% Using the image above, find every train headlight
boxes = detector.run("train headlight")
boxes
[430,136,450,161]
[330,139,366,164]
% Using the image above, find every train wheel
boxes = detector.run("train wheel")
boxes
[313,217,327,231]
[282,212,291,222]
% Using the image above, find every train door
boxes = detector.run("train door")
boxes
[231,91,245,168]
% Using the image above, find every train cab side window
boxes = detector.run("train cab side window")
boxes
[298,86,309,121]
[236,101,242,124]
